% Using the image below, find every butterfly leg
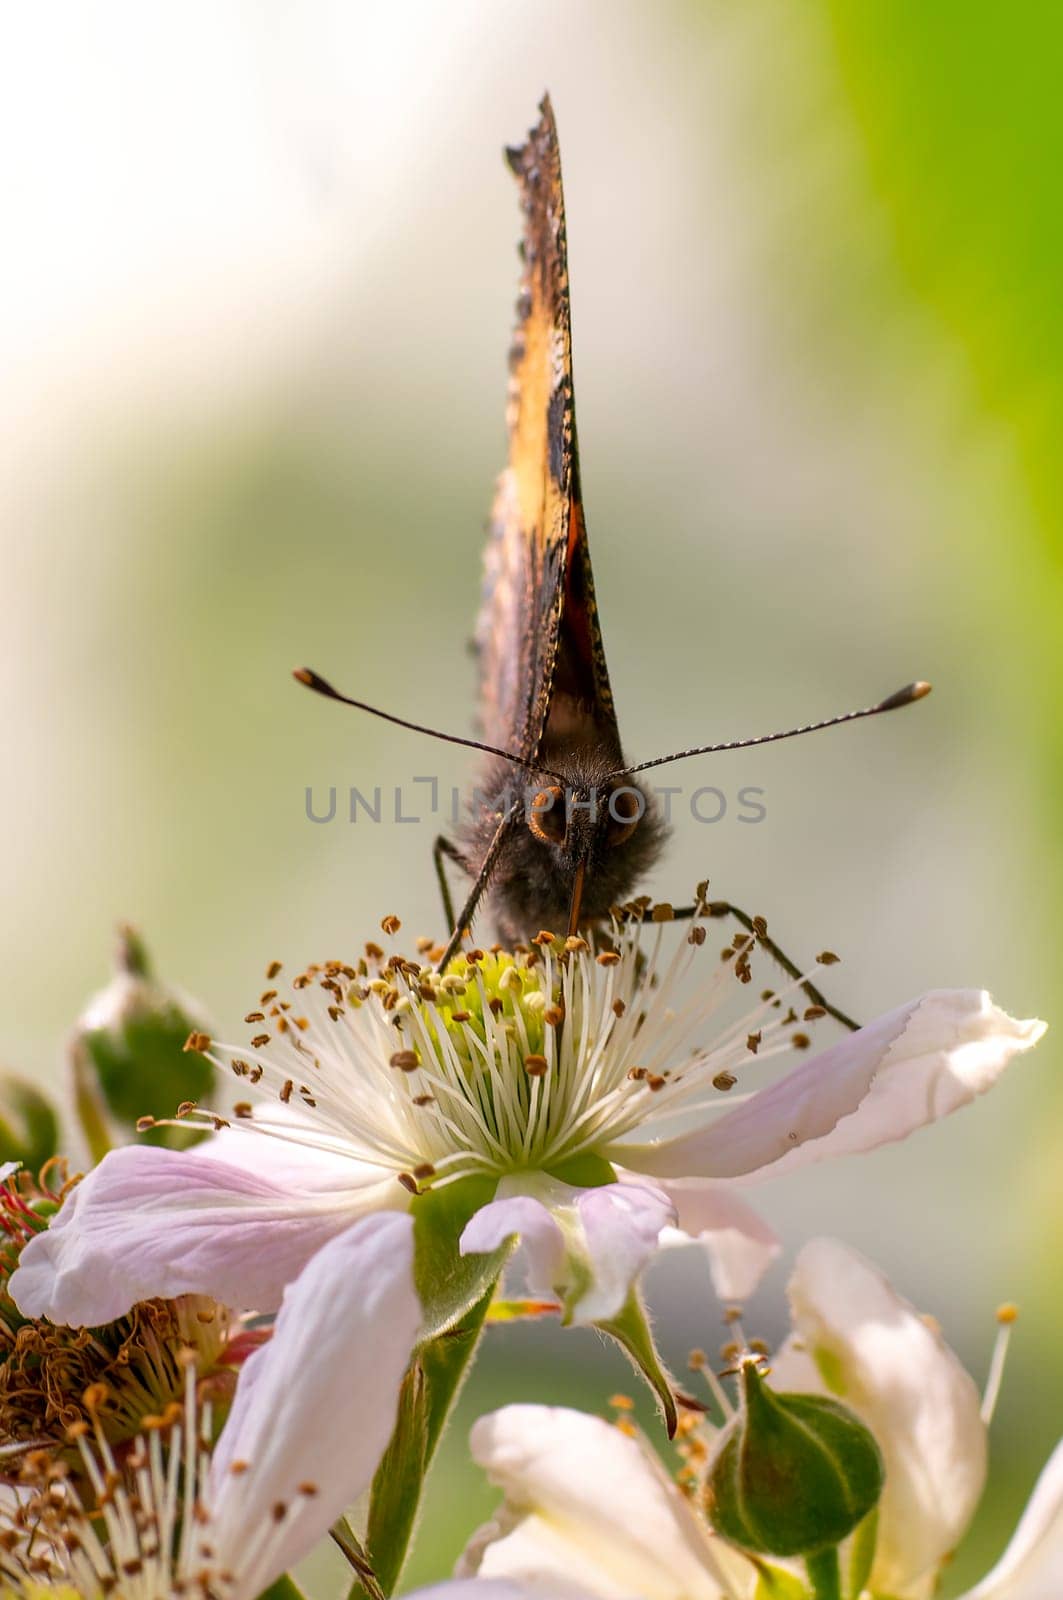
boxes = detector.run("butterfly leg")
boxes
[437,804,522,972]
[432,834,464,932]
[663,898,861,1033]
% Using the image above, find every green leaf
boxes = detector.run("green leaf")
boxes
[597,1287,678,1438]
[412,1176,509,1341]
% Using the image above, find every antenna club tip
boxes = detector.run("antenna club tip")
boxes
[878,680,933,713]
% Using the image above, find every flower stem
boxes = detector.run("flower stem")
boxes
[347,1279,496,1600]
[805,1548,842,1600]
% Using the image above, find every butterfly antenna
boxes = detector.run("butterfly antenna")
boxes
[618,681,932,778]
[293,668,564,780]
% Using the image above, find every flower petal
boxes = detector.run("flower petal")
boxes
[9,1144,400,1323]
[462,1404,747,1600]
[616,992,1045,1180]
[460,1177,675,1325]
[410,1584,598,1600]
[773,1237,987,1596]
[635,1176,782,1301]
[960,1441,1063,1600]
[209,1212,420,1598]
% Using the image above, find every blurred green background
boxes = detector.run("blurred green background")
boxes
[2,2,1060,1593]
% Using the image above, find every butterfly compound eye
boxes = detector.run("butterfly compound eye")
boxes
[607,786,643,846]
[528,786,567,846]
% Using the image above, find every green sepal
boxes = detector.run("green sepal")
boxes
[0,1074,60,1170]
[597,1287,678,1438]
[752,1565,809,1600]
[257,1578,310,1600]
[79,1008,213,1149]
[361,1360,429,1598]
[358,1278,499,1598]
[70,926,213,1156]
[846,1507,879,1600]
[412,1176,509,1341]
[545,1151,616,1187]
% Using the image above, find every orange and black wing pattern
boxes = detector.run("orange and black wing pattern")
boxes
[476,96,623,771]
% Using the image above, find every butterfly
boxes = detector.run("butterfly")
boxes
[296,96,928,1005]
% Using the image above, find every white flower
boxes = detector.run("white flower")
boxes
[10,919,1044,1331]
[442,1241,1062,1600]
[0,1211,419,1600]
[458,1404,753,1600]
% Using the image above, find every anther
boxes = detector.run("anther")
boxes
[817,950,841,966]
[532,929,557,946]
[651,903,674,922]
[397,1173,420,1195]
[250,1034,270,1049]
[791,1033,811,1050]
[713,1070,737,1091]
[803,1006,826,1020]
[381,915,401,935]
[244,1011,265,1024]
[390,1050,420,1073]
[524,1054,548,1077]
[597,950,621,965]
[136,1116,156,1132]
[687,925,707,946]
[184,1031,211,1053]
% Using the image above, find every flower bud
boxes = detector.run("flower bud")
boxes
[707,1358,884,1558]
[68,925,213,1158]
[0,1072,59,1169]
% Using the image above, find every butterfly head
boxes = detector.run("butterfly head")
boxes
[486,751,667,936]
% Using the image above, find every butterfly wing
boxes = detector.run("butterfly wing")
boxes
[475,96,622,770]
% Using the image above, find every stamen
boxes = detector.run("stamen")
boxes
[981,1302,1019,1424]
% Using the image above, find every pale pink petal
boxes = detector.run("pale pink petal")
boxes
[630,1175,781,1301]
[463,1404,747,1600]
[209,1213,420,1598]
[616,992,1044,1181]
[777,1238,987,1596]
[961,1441,1063,1600]
[460,1176,675,1325]
[9,1144,401,1323]
[410,1584,598,1600]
